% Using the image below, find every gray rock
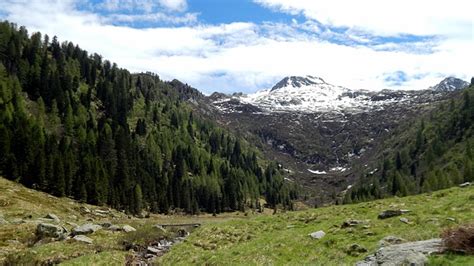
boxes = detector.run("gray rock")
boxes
[11,218,26,224]
[379,236,406,247]
[356,238,443,266]
[459,182,471,188]
[108,225,122,231]
[36,223,67,239]
[0,217,8,225]
[378,210,410,219]
[44,213,60,223]
[122,225,137,233]
[94,209,110,215]
[72,223,102,235]
[309,230,326,239]
[73,235,93,244]
[399,217,410,224]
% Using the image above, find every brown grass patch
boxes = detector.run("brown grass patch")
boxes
[442,224,474,255]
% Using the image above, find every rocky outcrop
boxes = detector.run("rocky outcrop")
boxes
[36,223,68,239]
[356,238,443,266]
[72,223,102,235]
[123,225,137,233]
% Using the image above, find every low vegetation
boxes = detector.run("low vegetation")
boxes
[442,224,474,255]
[0,177,473,265]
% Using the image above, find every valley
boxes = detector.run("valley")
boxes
[202,76,470,204]
[0,20,473,265]
[1,176,473,265]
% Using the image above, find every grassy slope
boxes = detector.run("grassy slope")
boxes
[0,177,259,265]
[160,186,474,265]
[0,177,473,265]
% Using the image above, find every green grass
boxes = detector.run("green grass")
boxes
[158,187,474,265]
[1,177,473,265]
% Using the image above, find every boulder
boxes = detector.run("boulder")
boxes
[399,217,410,224]
[356,238,442,266]
[459,182,471,188]
[309,230,326,239]
[44,213,60,223]
[108,225,122,232]
[378,210,410,219]
[72,223,102,235]
[73,235,93,244]
[122,225,137,233]
[36,223,67,239]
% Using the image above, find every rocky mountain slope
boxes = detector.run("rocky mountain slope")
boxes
[206,76,470,203]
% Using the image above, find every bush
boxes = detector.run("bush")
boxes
[442,224,474,255]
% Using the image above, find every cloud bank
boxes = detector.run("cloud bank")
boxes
[0,0,471,94]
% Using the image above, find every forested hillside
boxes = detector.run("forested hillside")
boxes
[0,21,297,215]
[345,83,474,203]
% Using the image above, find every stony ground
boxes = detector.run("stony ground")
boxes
[1,177,473,265]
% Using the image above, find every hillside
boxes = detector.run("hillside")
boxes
[1,176,472,265]
[346,84,474,202]
[0,21,296,215]
[159,184,474,265]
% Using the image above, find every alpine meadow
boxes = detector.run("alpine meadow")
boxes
[0,0,473,265]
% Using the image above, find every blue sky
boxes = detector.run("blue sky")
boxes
[0,0,471,93]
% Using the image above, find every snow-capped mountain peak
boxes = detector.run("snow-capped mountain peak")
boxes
[211,76,461,114]
[430,77,469,92]
[270,75,327,91]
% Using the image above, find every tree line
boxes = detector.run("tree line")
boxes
[0,21,297,215]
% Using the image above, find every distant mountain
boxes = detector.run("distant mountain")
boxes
[430,77,469,92]
[205,75,467,204]
[213,76,458,114]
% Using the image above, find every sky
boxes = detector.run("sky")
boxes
[0,0,472,94]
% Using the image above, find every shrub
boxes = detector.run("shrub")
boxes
[441,224,474,255]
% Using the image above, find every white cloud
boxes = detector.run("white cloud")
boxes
[158,0,187,12]
[0,0,471,94]
[253,0,473,37]
[100,0,187,12]
[105,12,197,24]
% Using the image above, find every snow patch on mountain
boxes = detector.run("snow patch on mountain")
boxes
[211,76,467,114]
